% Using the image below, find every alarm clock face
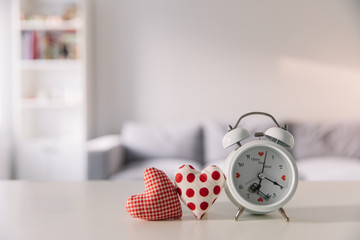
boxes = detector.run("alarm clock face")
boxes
[226,140,298,213]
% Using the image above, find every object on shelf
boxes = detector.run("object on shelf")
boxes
[22,85,83,106]
[63,4,77,20]
[21,3,79,23]
[21,31,77,60]
[126,168,182,221]
[174,165,225,220]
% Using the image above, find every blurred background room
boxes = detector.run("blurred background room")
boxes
[1,0,360,181]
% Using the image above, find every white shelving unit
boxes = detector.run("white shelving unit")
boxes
[12,0,91,180]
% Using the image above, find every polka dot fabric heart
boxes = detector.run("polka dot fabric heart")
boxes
[174,165,225,219]
[126,167,182,220]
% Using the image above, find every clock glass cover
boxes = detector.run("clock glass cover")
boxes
[230,145,293,206]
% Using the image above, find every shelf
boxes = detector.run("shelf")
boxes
[13,0,89,181]
[18,137,84,145]
[20,59,82,70]
[21,99,82,109]
[20,19,83,31]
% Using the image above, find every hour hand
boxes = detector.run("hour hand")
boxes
[264,176,284,189]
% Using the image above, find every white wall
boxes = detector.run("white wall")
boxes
[94,0,360,136]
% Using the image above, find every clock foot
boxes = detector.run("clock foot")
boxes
[234,206,245,220]
[278,208,290,222]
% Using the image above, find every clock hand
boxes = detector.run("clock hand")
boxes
[264,176,284,190]
[258,151,268,186]
[260,151,268,174]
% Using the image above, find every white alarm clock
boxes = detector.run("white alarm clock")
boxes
[222,112,298,221]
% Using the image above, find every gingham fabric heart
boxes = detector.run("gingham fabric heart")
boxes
[126,167,182,220]
[174,165,226,219]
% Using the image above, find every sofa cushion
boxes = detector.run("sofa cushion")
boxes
[121,121,203,163]
[291,121,360,159]
[202,120,232,165]
[296,157,360,181]
[110,158,202,180]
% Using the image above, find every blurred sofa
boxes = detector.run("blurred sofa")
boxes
[87,119,360,181]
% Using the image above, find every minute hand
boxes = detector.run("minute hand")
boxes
[261,151,267,174]
[258,151,267,187]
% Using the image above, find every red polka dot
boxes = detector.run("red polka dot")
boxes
[200,173,207,182]
[187,173,195,183]
[186,188,195,198]
[175,173,183,183]
[213,185,221,195]
[211,165,216,167]
[179,165,185,169]
[187,202,196,210]
[212,171,221,180]
[200,213,206,219]
[212,198,218,204]
[200,201,209,211]
[199,187,209,197]
[189,165,194,169]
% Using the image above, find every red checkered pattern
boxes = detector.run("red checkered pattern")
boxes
[126,167,182,220]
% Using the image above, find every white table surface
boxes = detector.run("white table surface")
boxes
[1,181,360,240]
